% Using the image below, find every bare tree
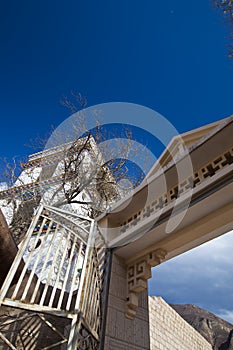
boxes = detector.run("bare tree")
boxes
[213,0,233,58]
[37,123,143,214]
[0,157,41,243]
[0,96,147,241]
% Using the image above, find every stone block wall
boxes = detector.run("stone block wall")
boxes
[149,296,212,350]
[104,254,150,350]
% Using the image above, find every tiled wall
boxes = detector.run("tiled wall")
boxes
[104,254,150,350]
[149,296,212,350]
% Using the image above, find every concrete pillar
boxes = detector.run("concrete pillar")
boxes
[104,253,150,350]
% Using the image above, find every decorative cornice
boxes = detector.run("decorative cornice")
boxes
[126,248,167,319]
[120,147,233,235]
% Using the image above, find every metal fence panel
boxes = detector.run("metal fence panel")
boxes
[0,204,108,349]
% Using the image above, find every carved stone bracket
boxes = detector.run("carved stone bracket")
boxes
[126,248,167,319]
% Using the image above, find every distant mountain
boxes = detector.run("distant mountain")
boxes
[170,304,233,350]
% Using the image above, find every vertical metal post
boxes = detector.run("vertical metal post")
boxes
[98,248,113,350]
[66,219,96,349]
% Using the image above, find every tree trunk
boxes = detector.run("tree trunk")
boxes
[0,209,24,288]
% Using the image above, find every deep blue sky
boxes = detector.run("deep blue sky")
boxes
[1,0,233,321]
[1,0,233,160]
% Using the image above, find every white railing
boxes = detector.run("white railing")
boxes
[0,204,107,350]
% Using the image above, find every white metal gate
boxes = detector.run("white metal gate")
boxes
[0,204,106,349]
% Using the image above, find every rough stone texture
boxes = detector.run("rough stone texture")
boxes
[149,296,212,350]
[0,208,24,287]
[104,253,150,350]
